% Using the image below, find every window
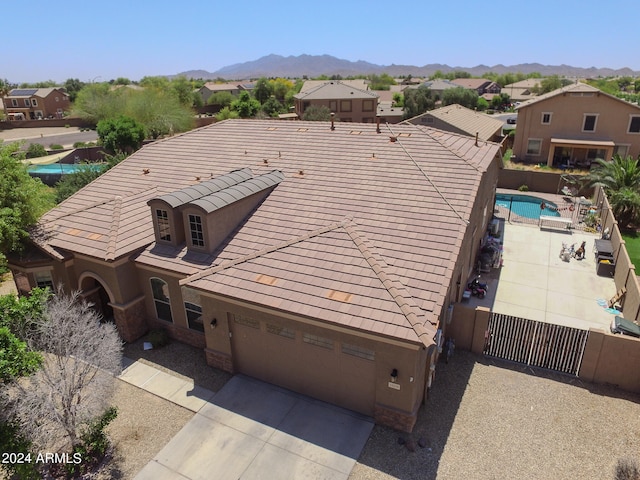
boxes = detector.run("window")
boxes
[184,302,204,332]
[156,209,171,241]
[303,332,333,350]
[526,139,542,156]
[188,214,204,247]
[151,278,173,322]
[11,99,18,107]
[24,99,30,107]
[583,114,598,132]
[363,99,374,112]
[342,343,375,361]
[541,112,552,124]
[422,117,434,124]
[55,96,59,102]
[34,271,54,289]
[628,116,640,134]
[329,100,337,112]
[340,100,352,112]
[31,99,37,107]
[267,323,295,339]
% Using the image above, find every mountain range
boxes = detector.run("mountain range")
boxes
[175,54,639,80]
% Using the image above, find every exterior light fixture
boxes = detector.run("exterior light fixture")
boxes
[210,318,217,329]
[390,368,398,383]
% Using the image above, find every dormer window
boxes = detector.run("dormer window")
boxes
[156,209,171,241]
[189,214,205,247]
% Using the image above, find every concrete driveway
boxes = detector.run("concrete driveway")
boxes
[134,375,374,480]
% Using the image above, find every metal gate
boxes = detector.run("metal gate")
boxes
[483,313,589,376]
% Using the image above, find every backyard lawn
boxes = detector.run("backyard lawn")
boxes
[622,230,640,272]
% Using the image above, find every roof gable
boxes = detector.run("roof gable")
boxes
[181,219,437,345]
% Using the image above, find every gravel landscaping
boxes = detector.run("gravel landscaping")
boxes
[351,350,640,480]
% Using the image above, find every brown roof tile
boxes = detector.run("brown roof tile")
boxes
[37,119,500,343]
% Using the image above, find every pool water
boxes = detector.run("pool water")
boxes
[495,193,560,219]
[28,163,104,174]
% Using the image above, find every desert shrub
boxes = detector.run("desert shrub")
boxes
[25,143,47,159]
[518,184,529,192]
[48,144,64,150]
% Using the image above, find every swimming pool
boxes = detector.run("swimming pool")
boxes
[28,163,105,174]
[495,193,560,219]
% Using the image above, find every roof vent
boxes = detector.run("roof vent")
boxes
[389,136,397,143]
[142,168,150,174]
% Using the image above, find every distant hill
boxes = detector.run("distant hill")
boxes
[174,54,640,80]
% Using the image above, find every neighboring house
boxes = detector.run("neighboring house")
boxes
[197,83,241,104]
[402,104,506,143]
[10,119,502,432]
[3,88,69,120]
[512,83,640,167]
[294,81,380,123]
[197,82,253,104]
[409,79,459,100]
[451,78,501,96]
[299,79,369,93]
[501,79,542,103]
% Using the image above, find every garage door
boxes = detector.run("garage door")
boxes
[229,313,376,415]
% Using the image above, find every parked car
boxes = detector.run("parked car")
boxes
[507,117,517,124]
[610,316,640,338]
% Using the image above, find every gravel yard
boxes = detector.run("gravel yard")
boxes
[351,350,640,480]
[10,334,634,479]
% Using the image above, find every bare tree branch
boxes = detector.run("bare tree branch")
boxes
[4,290,122,452]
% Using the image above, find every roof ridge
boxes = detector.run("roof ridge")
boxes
[383,123,471,225]
[409,122,484,172]
[179,219,348,286]
[342,221,437,346]
[105,196,123,260]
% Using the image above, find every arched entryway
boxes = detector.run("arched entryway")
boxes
[79,273,115,323]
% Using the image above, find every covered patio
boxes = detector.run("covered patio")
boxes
[547,137,615,169]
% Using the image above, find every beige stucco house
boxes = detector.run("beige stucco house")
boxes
[512,83,640,167]
[293,81,380,123]
[11,119,502,432]
[403,104,506,143]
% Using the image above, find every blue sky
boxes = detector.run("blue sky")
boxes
[5,0,639,83]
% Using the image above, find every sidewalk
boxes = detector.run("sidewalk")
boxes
[119,357,216,412]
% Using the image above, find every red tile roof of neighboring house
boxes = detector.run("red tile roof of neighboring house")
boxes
[36,119,501,344]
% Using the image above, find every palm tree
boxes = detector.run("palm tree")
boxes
[583,154,640,227]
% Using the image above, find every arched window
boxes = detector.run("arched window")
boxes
[150,278,173,322]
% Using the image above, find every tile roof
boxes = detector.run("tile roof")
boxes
[404,104,505,141]
[37,119,501,343]
[294,81,379,100]
[299,79,369,93]
[517,82,640,111]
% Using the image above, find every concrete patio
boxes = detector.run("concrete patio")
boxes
[463,221,618,331]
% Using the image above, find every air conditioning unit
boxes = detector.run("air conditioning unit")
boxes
[489,219,500,236]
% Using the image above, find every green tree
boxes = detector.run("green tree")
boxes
[139,75,170,90]
[583,155,640,227]
[208,91,234,107]
[392,92,404,107]
[442,87,479,109]
[270,78,293,103]
[261,96,284,117]
[73,83,126,125]
[231,91,261,118]
[62,78,85,102]
[96,115,145,153]
[476,97,489,111]
[403,86,435,118]
[0,326,42,383]
[253,77,274,104]
[0,143,55,262]
[126,88,195,138]
[302,105,331,121]
[215,106,240,121]
[170,75,196,106]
